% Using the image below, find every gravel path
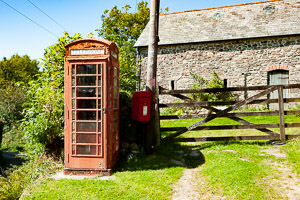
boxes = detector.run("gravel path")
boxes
[171,146,299,200]
[172,168,201,200]
[262,147,300,200]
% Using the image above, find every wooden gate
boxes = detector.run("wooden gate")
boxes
[159,84,300,142]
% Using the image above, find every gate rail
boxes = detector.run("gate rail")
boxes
[159,84,300,142]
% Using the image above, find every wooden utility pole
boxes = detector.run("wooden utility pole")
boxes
[145,0,160,153]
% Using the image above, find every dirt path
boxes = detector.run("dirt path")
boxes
[261,147,300,200]
[171,146,300,200]
[172,168,201,200]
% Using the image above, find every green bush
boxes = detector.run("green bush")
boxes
[119,91,136,141]
[0,155,63,200]
[0,85,27,150]
[162,71,237,116]
[1,125,25,151]
[190,71,236,102]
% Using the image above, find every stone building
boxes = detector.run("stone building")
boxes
[134,0,300,103]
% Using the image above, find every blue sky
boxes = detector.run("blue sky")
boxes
[0,0,266,62]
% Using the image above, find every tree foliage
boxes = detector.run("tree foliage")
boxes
[97,1,150,93]
[0,54,39,87]
[21,32,82,157]
[0,55,38,150]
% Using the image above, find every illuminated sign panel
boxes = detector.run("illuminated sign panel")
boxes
[70,49,105,55]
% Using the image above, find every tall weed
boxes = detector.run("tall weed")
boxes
[0,155,62,200]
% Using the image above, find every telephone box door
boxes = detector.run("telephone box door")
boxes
[65,61,107,169]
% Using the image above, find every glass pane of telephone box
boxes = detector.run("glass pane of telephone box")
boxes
[114,88,117,97]
[98,77,101,86]
[98,134,102,143]
[114,121,118,130]
[77,64,96,74]
[98,88,102,97]
[76,133,96,143]
[72,65,75,74]
[114,67,117,77]
[114,110,118,119]
[114,99,118,108]
[114,78,118,86]
[72,122,75,132]
[76,122,96,132]
[98,99,101,108]
[72,145,75,154]
[76,145,96,155]
[77,99,96,109]
[98,65,101,74]
[72,111,75,120]
[76,88,96,97]
[98,123,101,132]
[98,111,102,120]
[76,77,96,86]
[77,111,96,120]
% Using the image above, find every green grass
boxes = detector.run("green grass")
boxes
[23,168,181,200]
[282,137,300,173]
[17,115,300,199]
[21,144,192,200]
[197,142,283,200]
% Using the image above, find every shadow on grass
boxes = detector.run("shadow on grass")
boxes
[0,150,26,174]
[115,142,205,172]
[115,139,278,173]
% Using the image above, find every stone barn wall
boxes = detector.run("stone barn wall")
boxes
[137,35,300,104]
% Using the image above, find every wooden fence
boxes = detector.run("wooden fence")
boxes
[159,84,300,142]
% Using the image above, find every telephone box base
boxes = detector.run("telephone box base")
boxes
[63,168,112,176]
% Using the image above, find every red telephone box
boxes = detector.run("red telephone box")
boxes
[64,39,119,175]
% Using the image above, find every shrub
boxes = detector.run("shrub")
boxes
[0,155,62,200]
[0,85,28,150]
[119,91,136,141]
[190,71,236,102]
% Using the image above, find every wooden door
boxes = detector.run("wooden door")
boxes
[268,70,289,110]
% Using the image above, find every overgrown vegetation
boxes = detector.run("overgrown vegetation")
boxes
[97,1,150,93]
[161,71,236,116]
[97,1,168,93]
[190,71,236,102]
[21,144,187,200]
[0,155,62,200]
[0,55,39,151]
[21,32,82,158]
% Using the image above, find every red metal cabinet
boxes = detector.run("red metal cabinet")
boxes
[131,91,151,122]
[64,39,119,175]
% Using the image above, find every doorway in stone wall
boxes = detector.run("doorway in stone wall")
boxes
[268,69,289,110]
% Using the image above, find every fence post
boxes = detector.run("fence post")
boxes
[278,85,285,140]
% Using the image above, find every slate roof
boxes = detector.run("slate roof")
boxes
[134,0,300,47]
